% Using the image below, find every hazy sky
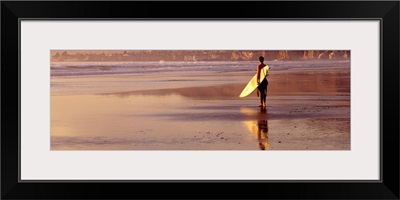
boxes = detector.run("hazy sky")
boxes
[51,50,128,55]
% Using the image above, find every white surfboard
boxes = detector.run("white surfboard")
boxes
[239,66,269,98]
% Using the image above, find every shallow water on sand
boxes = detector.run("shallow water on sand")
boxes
[51,61,350,150]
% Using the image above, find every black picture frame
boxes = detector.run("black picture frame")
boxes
[2,1,399,199]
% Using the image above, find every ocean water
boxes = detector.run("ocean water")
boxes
[51,60,350,77]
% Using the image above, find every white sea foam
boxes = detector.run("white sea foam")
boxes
[50,60,350,77]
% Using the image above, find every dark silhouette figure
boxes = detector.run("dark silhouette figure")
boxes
[256,56,269,107]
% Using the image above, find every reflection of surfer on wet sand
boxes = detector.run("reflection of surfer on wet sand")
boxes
[241,108,270,150]
[257,119,269,150]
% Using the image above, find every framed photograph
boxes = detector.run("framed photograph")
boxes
[2,1,399,199]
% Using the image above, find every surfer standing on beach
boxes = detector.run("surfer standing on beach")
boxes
[257,56,269,107]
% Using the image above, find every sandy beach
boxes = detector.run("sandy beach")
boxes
[51,61,350,150]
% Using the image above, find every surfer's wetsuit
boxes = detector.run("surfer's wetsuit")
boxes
[256,56,268,107]
[257,76,268,106]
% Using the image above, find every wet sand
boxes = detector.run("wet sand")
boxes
[51,66,350,150]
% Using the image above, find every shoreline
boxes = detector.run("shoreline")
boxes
[51,65,350,150]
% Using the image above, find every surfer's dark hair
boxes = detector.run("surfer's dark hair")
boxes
[259,56,264,62]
